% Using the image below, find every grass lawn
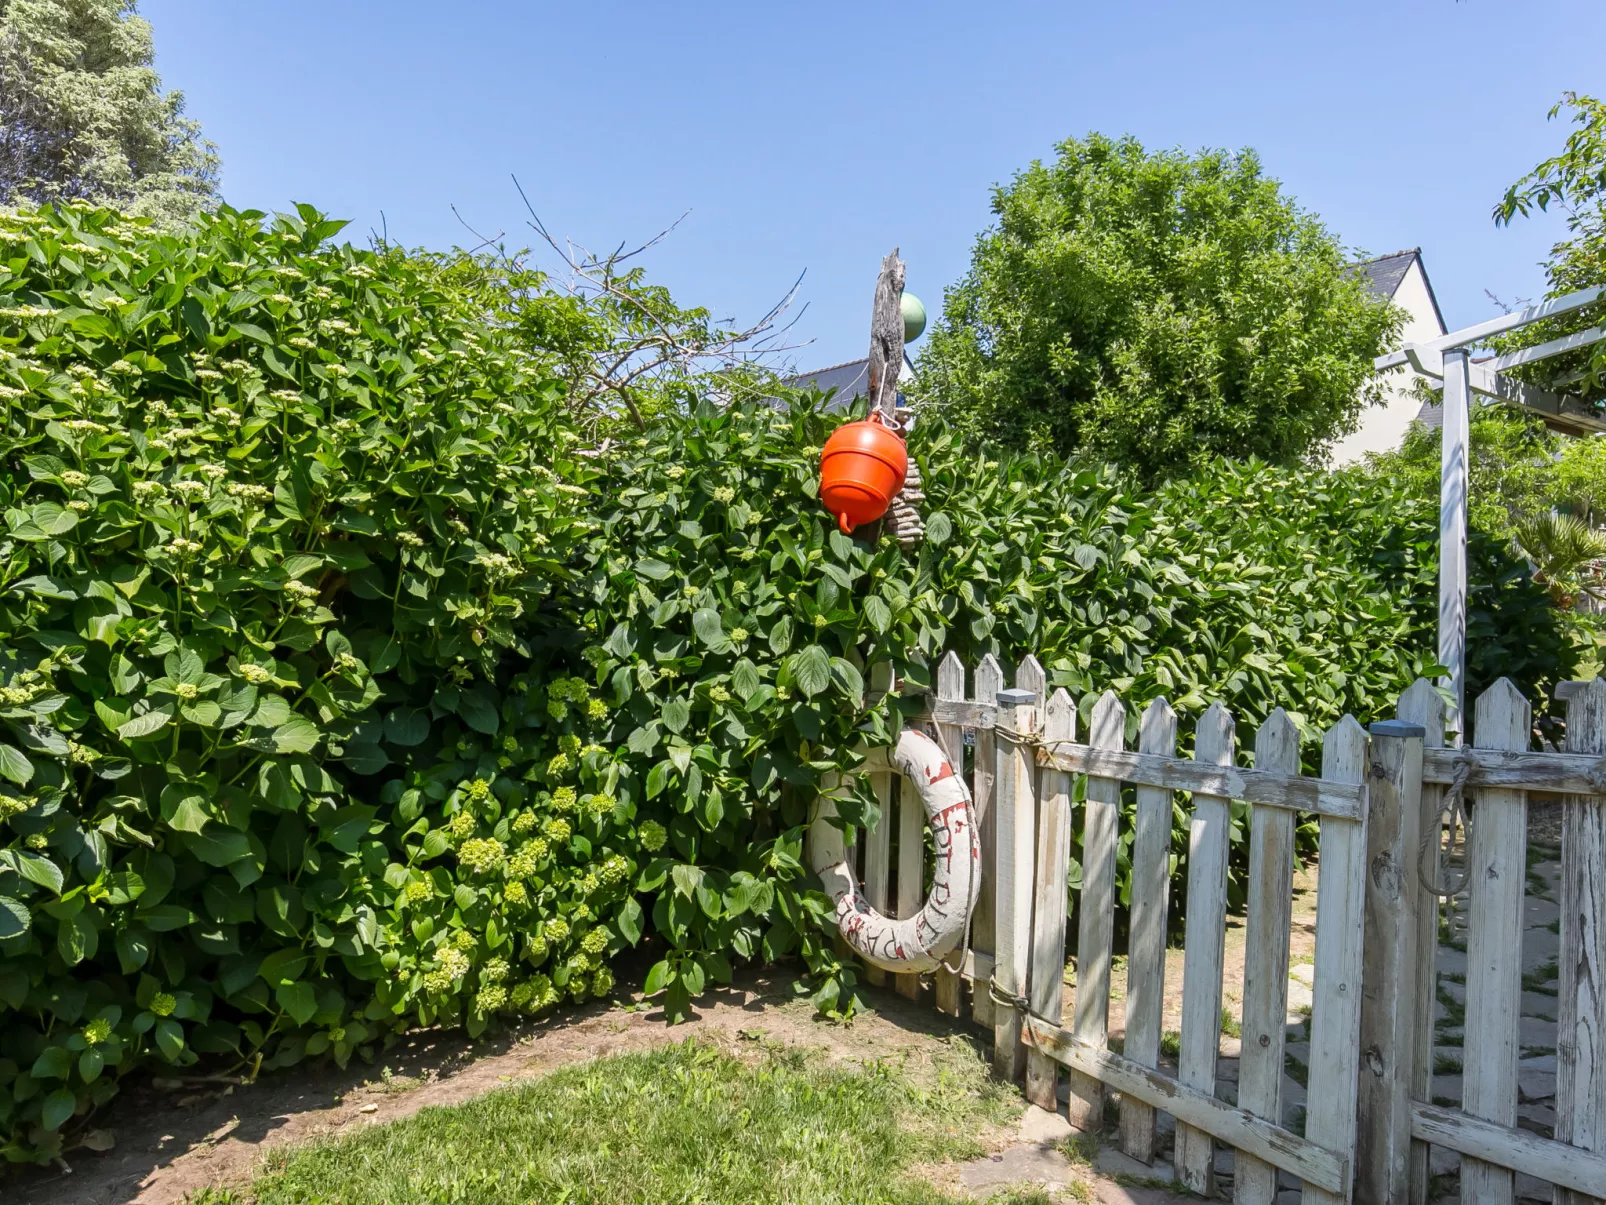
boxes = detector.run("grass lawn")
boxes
[189,1036,1057,1205]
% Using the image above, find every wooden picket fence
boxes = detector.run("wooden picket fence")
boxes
[815,651,1606,1205]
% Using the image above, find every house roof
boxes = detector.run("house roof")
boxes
[1349,248,1449,334]
[781,358,870,411]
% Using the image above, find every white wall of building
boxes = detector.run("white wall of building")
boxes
[1327,259,1445,466]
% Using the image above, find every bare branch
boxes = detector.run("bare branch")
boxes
[505,173,812,422]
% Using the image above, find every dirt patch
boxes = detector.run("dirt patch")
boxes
[9,971,1015,1205]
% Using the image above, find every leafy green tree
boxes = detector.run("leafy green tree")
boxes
[1365,405,1562,542]
[914,133,1402,479]
[0,0,218,225]
[1494,93,1605,391]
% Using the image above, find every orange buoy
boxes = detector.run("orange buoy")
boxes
[819,410,908,535]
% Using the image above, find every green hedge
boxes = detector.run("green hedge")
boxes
[0,202,1577,1166]
[0,204,642,1163]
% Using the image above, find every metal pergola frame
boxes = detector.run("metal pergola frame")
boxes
[1373,285,1606,742]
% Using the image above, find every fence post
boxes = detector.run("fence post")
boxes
[1556,679,1606,1205]
[1356,719,1425,1205]
[992,685,1038,1083]
[1026,689,1075,1111]
[1397,678,1446,1205]
[1463,679,1529,1205]
[1302,716,1370,1205]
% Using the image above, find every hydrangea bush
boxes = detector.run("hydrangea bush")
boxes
[0,203,634,1163]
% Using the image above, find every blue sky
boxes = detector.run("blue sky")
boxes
[144,0,1604,372]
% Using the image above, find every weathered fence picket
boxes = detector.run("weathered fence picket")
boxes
[992,686,1037,1083]
[1398,677,1446,1205]
[825,655,1606,1205]
[1175,703,1236,1195]
[863,663,896,990]
[1237,709,1301,1205]
[1556,680,1606,1205]
[1119,696,1177,1162]
[1025,690,1074,1112]
[1463,682,1530,1205]
[970,654,1004,1032]
[1066,691,1121,1130]
[1355,719,1425,1205]
[932,652,968,1018]
[896,767,923,1002]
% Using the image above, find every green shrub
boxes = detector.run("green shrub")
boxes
[0,203,637,1163]
[561,401,943,1021]
[915,439,1573,909]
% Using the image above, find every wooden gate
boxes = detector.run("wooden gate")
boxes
[812,653,1606,1205]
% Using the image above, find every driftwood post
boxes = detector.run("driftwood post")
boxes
[865,249,924,548]
[866,250,905,421]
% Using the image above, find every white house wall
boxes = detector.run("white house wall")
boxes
[1327,260,1445,466]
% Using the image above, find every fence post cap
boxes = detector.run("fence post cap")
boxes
[996,688,1036,707]
[1369,719,1426,739]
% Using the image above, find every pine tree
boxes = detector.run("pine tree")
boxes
[0,0,219,225]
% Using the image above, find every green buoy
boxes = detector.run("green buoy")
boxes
[901,292,927,344]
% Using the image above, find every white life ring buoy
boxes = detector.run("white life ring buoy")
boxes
[812,727,981,973]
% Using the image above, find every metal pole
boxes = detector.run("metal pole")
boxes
[1439,348,1471,745]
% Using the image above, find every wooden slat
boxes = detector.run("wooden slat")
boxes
[864,764,893,989]
[1037,744,1363,821]
[1026,689,1075,1112]
[1175,703,1235,1195]
[1301,716,1369,1205]
[1422,746,1606,796]
[1023,1016,1349,1197]
[992,686,1038,1082]
[1462,678,1531,1205]
[1068,691,1122,1130]
[970,655,1004,1034]
[926,698,997,730]
[932,651,968,1019]
[1015,656,1046,709]
[1120,696,1177,1162]
[1557,679,1606,1205]
[896,770,923,1002]
[808,775,848,872]
[864,666,895,990]
[1411,1105,1606,1198]
[1355,718,1426,1205]
[1398,677,1447,1205]
[1237,709,1301,1205]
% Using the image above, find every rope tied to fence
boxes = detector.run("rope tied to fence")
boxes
[1420,749,1477,898]
[987,975,1030,1015]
